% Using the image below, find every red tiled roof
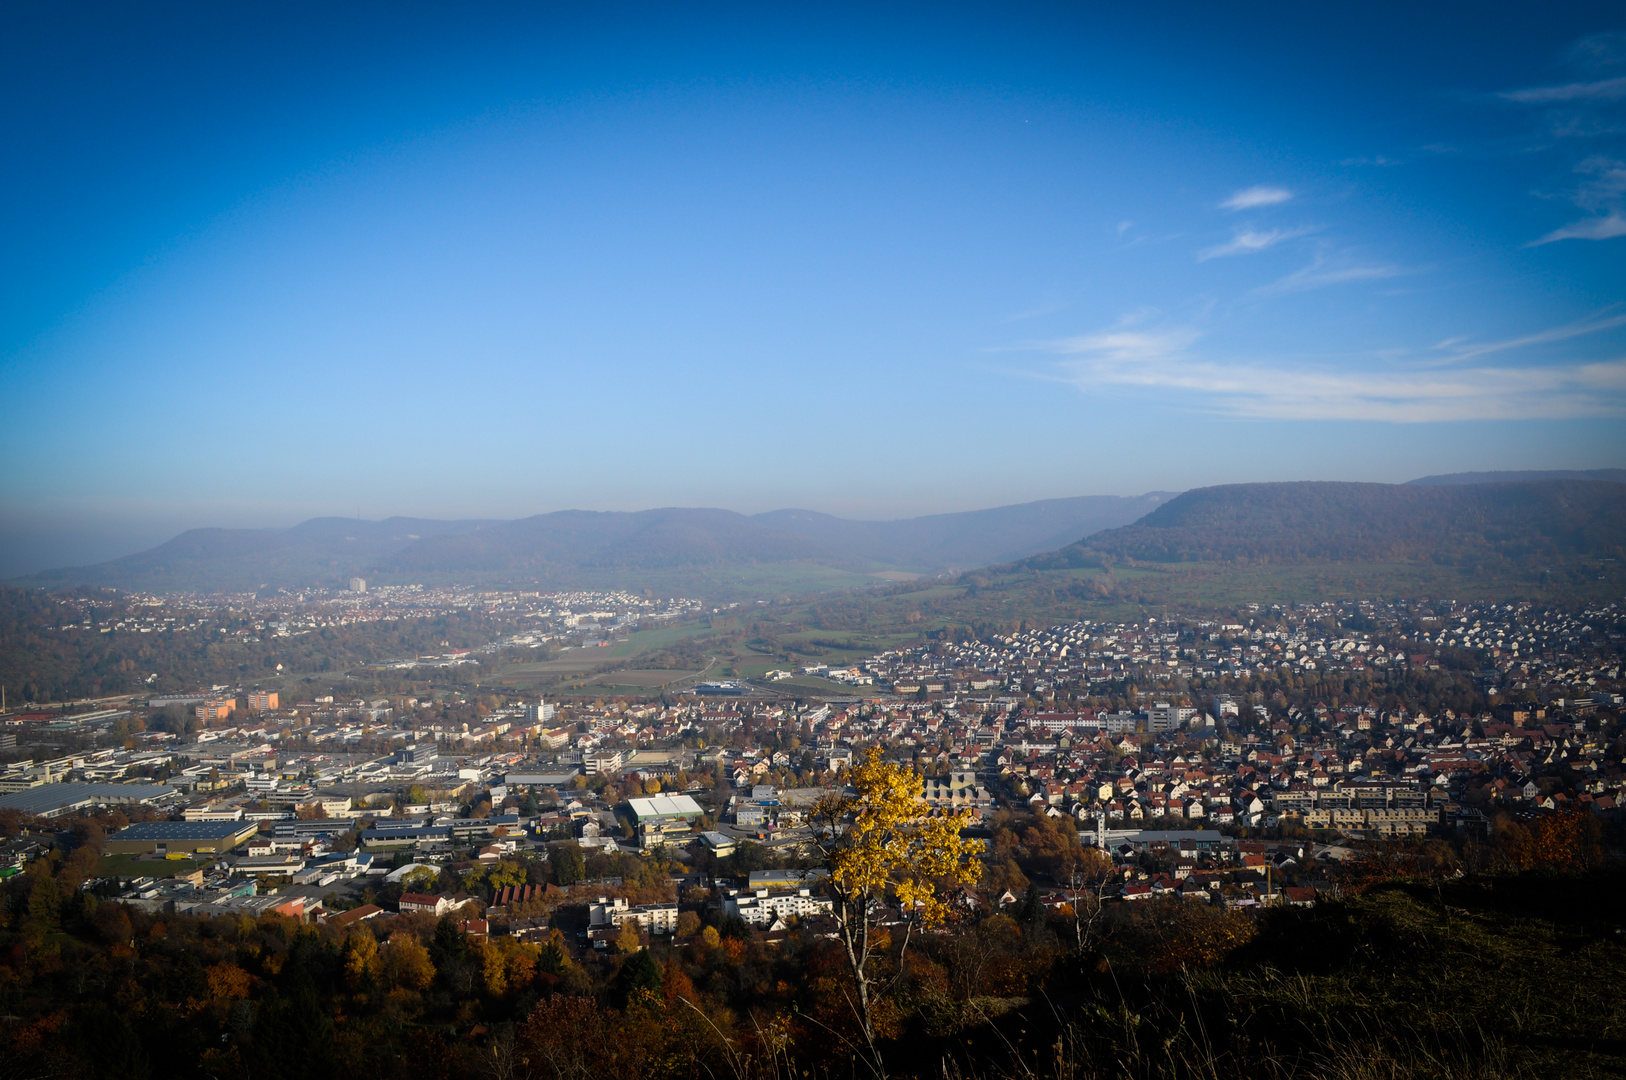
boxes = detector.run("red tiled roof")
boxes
[331,903,384,926]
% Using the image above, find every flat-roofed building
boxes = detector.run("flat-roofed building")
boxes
[0,782,177,819]
[106,818,259,855]
[724,886,833,927]
[505,770,581,788]
[627,792,703,850]
[234,853,307,876]
[195,697,236,722]
[184,805,245,822]
[359,822,446,848]
[699,830,737,856]
[589,895,678,934]
[585,750,625,775]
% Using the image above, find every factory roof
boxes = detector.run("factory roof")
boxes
[110,819,256,842]
[626,793,703,820]
[0,782,176,818]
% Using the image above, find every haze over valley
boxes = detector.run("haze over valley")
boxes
[3,7,1626,1080]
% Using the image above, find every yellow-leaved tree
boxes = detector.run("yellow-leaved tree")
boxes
[809,747,981,1074]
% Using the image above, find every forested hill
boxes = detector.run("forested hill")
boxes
[16,517,492,594]
[1407,468,1626,486]
[382,495,1173,583]
[13,495,1170,594]
[1022,479,1626,574]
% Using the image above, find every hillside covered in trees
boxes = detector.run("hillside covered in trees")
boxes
[13,497,1170,595]
[1022,479,1626,589]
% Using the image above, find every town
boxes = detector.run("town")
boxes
[4,594,1619,935]
[2,586,1621,1080]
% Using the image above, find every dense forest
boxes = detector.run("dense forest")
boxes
[1029,480,1626,576]
[2,808,1621,1080]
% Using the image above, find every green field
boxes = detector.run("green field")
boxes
[99,852,209,879]
[606,623,714,657]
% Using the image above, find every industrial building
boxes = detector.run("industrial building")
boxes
[105,819,260,855]
[626,792,703,850]
[0,782,177,819]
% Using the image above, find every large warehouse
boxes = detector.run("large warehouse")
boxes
[105,819,260,855]
[626,792,703,850]
[0,782,176,819]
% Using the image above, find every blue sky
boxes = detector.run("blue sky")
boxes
[2,3,1624,575]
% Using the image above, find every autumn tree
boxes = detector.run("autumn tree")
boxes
[342,928,380,991]
[400,866,438,893]
[382,932,436,991]
[615,920,641,954]
[549,840,586,886]
[808,748,981,1075]
[475,939,508,996]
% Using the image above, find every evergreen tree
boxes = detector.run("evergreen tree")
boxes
[611,948,663,1010]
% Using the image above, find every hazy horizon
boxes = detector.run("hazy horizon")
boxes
[8,486,1174,579]
[3,5,1624,576]
[9,468,1626,580]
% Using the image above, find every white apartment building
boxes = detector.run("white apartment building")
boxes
[588,896,679,934]
[723,886,833,927]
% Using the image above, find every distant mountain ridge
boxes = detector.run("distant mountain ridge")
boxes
[1022,479,1626,574]
[15,494,1172,594]
[1407,468,1626,486]
[20,517,495,594]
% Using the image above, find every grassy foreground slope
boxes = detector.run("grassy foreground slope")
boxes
[972,869,1626,1080]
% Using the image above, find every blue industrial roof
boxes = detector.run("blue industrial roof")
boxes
[111,819,257,841]
[0,782,175,817]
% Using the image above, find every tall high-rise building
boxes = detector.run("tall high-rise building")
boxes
[349,577,367,593]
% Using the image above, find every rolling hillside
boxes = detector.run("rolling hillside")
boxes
[17,517,492,594]
[1023,479,1626,574]
[13,494,1172,594]
[753,493,1171,571]
[1407,468,1626,486]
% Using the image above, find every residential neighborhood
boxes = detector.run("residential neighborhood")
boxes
[3,594,1620,953]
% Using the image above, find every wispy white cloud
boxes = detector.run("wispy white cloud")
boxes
[1046,321,1202,365]
[1221,186,1292,210]
[1028,315,1626,422]
[1500,75,1626,104]
[1197,226,1312,260]
[1251,253,1404,295]
[1527,158,1626,244]
[1498,35,1626,241]
[1531,212,1626,244]
[1571,156,1626,210]
[1437,311,1626,359]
